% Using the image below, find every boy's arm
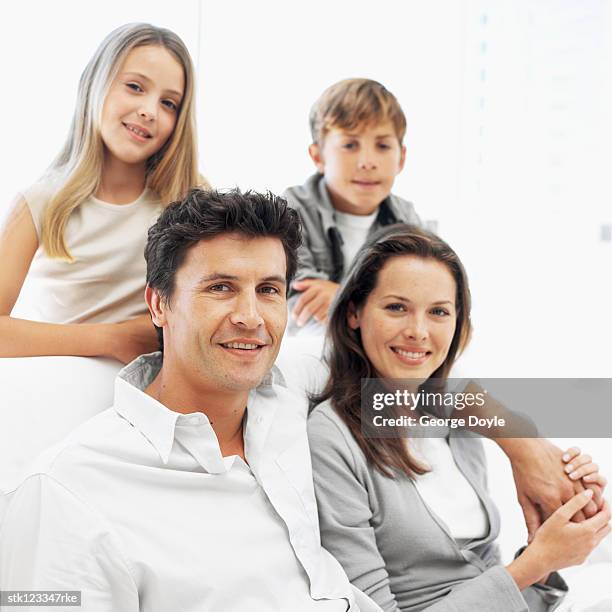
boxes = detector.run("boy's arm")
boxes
[0,474,139,611]
[284,192,339,326]
[291,279,339,326]
[282,191,330,286]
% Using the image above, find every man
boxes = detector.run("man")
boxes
[0,190,376,611]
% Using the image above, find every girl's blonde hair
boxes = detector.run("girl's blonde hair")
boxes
[43,23,204,260]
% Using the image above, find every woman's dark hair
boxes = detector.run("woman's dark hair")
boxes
[311,224,472,478]
[145,188,302,350]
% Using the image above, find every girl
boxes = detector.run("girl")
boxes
[308,224,610,611]
[0,23,203,362]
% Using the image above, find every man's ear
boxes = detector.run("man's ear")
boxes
[308,143,325,173]
[347,301,360,330]
[145,285,167,327]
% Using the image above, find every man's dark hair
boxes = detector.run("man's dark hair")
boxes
[145,188,302,350]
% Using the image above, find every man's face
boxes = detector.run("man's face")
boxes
[150,233,288,395]
[309,120,406,216]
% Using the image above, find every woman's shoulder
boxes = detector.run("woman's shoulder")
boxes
[308,400,372,483]
[308,399,344,432]
[308,401,362,457]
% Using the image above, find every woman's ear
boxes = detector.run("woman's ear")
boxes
[347,302,360,330]
[145,285,167,328]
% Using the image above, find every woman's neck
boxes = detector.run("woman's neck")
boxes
[96,154,147,204]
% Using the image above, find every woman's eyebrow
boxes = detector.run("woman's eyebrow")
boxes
[383,294,409,301]
[382,295,454,306]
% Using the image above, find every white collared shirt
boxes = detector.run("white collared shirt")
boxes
[0,353,371,612]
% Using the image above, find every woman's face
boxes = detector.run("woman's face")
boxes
[348,255,457,381]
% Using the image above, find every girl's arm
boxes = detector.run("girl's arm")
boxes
[0,196,157,362]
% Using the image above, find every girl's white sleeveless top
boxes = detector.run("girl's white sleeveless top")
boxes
[18,176,163,324]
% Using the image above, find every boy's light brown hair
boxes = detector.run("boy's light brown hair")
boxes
[309,78,407,145]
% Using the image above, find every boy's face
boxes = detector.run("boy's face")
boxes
[309,120,406,216]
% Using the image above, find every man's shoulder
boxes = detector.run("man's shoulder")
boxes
[269,382,309,422]
[10,408,127,492]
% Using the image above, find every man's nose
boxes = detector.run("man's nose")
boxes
[229,291,264,329]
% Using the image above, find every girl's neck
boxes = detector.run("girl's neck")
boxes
[96,154,147,204]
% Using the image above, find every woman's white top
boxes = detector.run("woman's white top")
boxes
[20,176,163,324]
[409,435,489,541]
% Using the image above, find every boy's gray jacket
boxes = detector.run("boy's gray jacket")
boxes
[283,173,422,286]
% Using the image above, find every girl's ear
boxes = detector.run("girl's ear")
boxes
[145,285,167,327]
[347,301,360,330]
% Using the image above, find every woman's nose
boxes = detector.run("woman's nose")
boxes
[402,315,428,341]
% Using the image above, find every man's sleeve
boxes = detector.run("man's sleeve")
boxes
[0,474,139,612]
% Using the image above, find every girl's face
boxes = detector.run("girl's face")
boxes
[348,255,457,381]
[100,45,185,167]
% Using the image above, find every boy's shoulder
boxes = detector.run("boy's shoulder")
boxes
[385,191,422,227]
[282,173,328,213]
[283,173,421,228]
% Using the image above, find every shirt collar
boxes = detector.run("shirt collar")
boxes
[113,352,286,469]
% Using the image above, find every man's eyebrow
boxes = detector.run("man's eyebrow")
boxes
[197,273,286,285]
[261,275,287,285]
[122,72,183,99]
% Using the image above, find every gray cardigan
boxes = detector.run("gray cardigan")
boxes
[308,401,567,612]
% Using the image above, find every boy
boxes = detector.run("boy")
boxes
[283,78,421,331]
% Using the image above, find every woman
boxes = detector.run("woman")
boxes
[308,224,610,611]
